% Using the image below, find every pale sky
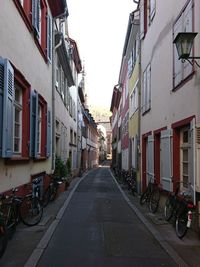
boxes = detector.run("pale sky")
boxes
[67,0,137,110]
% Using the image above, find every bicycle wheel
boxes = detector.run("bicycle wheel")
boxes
[164,195,174,221]
[4,205,17,237]
[20,196,43,226]
[0,223,7,258]
[140,190,148,205]
[49,186,57,202]
[175,212,188,239]
[42,187,51,207]
[149,187,160,213]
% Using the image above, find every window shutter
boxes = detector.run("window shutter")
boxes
[140,0,145,40]
[0,59,4,156]
[29,90,38,158]
[160,129,173,191]
[47,14,52,62]
[147,135,154,182]
[32,0,40,36]
[46,108,51,157]
[2,60,14,158]
[183,0,193,78]
[173,17,183,87]
[150,0,156,21]
[142,69,146,113]
[173,0,193,87]
[189,120,195,201]
[146,64,151,111]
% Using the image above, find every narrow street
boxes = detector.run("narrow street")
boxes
[37,165,177,267]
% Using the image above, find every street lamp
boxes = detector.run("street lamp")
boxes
[173,32,200,67]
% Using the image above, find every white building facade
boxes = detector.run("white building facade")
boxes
[139,0,200,204]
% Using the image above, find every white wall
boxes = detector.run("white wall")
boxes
[0,1,52,191]
[141,0,200,136]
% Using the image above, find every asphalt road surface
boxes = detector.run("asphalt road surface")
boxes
[38,166,177,267]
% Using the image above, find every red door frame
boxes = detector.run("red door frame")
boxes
[171,115,195,192]
[154,127,167,186]
[142,131,151,192]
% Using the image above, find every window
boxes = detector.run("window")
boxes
[149,0,156,21]
[140,0,147,39]
[70,129,73,144]
[173,0,193,88]
[47,14,52,62]
[130,81,138,117]
[74,132,77,145]
[30,90,50,158]
[14,84,22,154]
[37,104,42,155]
[14,0,51,62]
[180,127,190,188]
[0,59,31,159]
[142,64,151,114]
[0,59,50,160]
[19,0,24,6]
[140,0,155,39]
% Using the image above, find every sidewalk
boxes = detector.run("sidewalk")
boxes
[111,171,200,267]
[0,175,84,267]
[1,168,200,267]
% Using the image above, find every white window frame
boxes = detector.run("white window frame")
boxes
[142,63,151,114]
[149,0,156,21]
[173,0,193,88]
[180,126,190,189]
[19,0,24,6]
[13,83,22,154]
[130,80,139,117]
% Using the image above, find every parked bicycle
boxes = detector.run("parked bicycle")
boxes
[0,196,7,258]
[0,188,43,228]
[164,181,195,239]
[42,176,63,207]
[126,168,137,195]
[140,177,160,213]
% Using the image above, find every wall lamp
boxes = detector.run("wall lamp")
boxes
[173,32,200,68]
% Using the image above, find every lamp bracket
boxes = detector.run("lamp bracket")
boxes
[181,58,200,68]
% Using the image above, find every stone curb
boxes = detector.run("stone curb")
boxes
[24,172,89,267]
[109,169,189,267]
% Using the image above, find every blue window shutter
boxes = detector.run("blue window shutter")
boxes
[0,58,4,156]
[46,108,51,157]
[47,14,52,62]
[2,59,14,158]
[30,90,38,158]
[32,0,40,36]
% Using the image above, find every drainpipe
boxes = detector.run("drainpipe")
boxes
[138,39,142,194]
